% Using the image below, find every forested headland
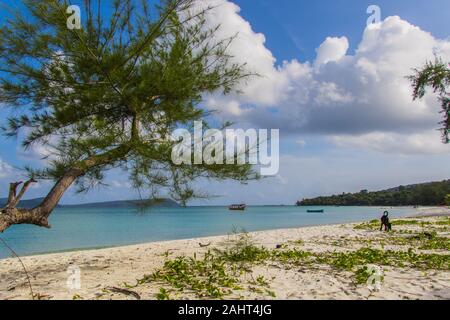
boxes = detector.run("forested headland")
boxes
[297,180,450,206]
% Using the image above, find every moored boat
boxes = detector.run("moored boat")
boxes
[229,204,246,211]
[307,209,324,213]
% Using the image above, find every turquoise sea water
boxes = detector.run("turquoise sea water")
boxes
[0,206,417,259]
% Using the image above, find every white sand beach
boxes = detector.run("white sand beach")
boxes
[1,207,449,300]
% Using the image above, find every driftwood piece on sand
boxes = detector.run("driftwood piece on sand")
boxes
[105,286,141,300]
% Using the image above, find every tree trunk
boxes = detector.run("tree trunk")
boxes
[0,145,131,233]
[0,168,83,233]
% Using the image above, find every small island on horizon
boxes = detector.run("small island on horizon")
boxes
[0,197,181,210]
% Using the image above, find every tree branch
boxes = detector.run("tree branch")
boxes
[6,179,37,210]
[0,144,133,233]
[14,179,37,207]
[6,182,22,207]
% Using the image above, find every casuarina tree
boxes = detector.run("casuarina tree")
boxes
[409,58,450,143]
[0,0,257,232]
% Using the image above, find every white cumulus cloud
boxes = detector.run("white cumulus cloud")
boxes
[0,158,14,179]
[199,1,450,154]
[315,36,349,67]
[330,130,449,155]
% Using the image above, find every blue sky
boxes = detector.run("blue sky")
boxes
[0,0,449,205]
[233,0,450,63]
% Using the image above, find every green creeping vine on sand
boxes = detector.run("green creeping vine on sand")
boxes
[354,217,450,230]
[127,218,450,300]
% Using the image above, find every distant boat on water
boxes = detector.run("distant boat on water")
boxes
[307,209,324,213]
[229,204,246,211]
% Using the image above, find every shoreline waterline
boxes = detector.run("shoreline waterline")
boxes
[1,206,448,260]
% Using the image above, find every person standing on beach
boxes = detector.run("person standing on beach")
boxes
[380,211,392,231]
